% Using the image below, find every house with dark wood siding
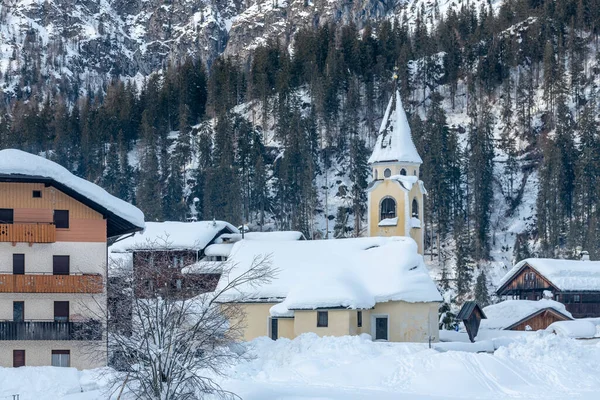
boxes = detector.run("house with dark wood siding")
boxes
[496,258,600,318]
[481,299,573,331]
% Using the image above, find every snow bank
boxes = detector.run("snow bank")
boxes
[481,299,572,330]
[217,236,442,311]
[110,220,238,252]
[368,90,422,164]
[222,332,600,400]
[498,258,600,291]
[0,366,101,399]
[0,149,144,230]
[546,320,597,339]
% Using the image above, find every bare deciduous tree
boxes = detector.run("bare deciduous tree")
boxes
[101,242,275,400]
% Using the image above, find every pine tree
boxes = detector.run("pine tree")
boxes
[474,270,490,307]
[137,111,163,221]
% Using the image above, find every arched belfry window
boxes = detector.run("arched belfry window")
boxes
[384,168,391,178]
[400,168,407,176]
[374,169,378,180]
[380,197,396,221]
[412,198,419,218]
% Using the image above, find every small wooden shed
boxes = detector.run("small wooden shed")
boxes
[456,301,487,342]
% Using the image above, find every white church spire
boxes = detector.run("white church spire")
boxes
[368,85,422,165]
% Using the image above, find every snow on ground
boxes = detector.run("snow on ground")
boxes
[2,333,600,400]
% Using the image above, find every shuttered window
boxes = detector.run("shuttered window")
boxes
[54,301,69,322]
[13,350,25,368]
[53,255,70,275]
[51,350,70,367]
[0,208,13,224]
[13,254,25,274]
[53,210,69,229]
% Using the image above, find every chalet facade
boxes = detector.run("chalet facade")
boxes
[497,258,600,318]
[0,149,144,369]
[109,221,238,299]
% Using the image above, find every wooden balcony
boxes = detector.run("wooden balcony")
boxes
[0,274,103,294]
[0,223,56,244]
[0,320,102,341]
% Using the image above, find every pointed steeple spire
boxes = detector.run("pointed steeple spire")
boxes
[368,74,422,165]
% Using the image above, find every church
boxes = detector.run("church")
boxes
[367,87,426,254]
[204,87,441,343]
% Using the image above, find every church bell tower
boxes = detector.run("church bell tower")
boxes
[367,78,426,255]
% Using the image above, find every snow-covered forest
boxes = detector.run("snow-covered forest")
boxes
[2,0,600,303]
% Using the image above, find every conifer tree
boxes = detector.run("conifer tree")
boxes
[137,111,163,221]
[474,270,490,307]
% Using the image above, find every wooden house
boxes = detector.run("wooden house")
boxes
[109,221,238,299]
[496,258,600,318]
[481,299,573,331]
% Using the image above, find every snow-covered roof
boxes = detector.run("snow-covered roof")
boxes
[368,90,422,165]
[205,243,234,257]
[498,258,600,292]
[216,236,442,314]
[0,149,144,237]
[220,231,306,242]
[110,221,238,252]
[546,320,598,339]
[481,300,573,330]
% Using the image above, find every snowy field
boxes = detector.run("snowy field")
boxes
[1,333,600,400]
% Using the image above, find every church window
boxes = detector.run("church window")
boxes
[384,168,391,178]
[374,169,378,180]
[380,197,396,221]
[412,198,419,218]
[400,168,407,176]
[413,170,417,176]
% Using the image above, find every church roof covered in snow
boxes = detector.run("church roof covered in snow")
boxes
[481,299,573,330]
[0,149,144,237]
[110,221,238,252]
[498,258,600,292]
[368,90,422,165]
[215,236,442,314]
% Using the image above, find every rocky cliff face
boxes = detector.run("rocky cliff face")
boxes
[0,0,411,96]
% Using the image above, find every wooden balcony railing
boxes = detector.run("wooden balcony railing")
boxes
[0,320,103,341]
[0,274,103,294]
[0,223,56,243]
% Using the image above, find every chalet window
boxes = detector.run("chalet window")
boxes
[357,311,362,327]
[13,301,24,322]
[53,256,70,275]
[412,198,419,218]
[400,168,407,176]
[32,190,42,198]
[0,208,14,224]
[380,197,396,221]
[13,254,25,274]
[574,294,581,302]
[54,301,69,322]
[317,311,328,327]
[384,168,392,178]
[53,210,69,229]
[51,350,70,367]
[13,350,25,368]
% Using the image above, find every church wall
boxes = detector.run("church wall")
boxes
[368,180,407,238]
[372,164,420,180]
[368,178,425,254]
